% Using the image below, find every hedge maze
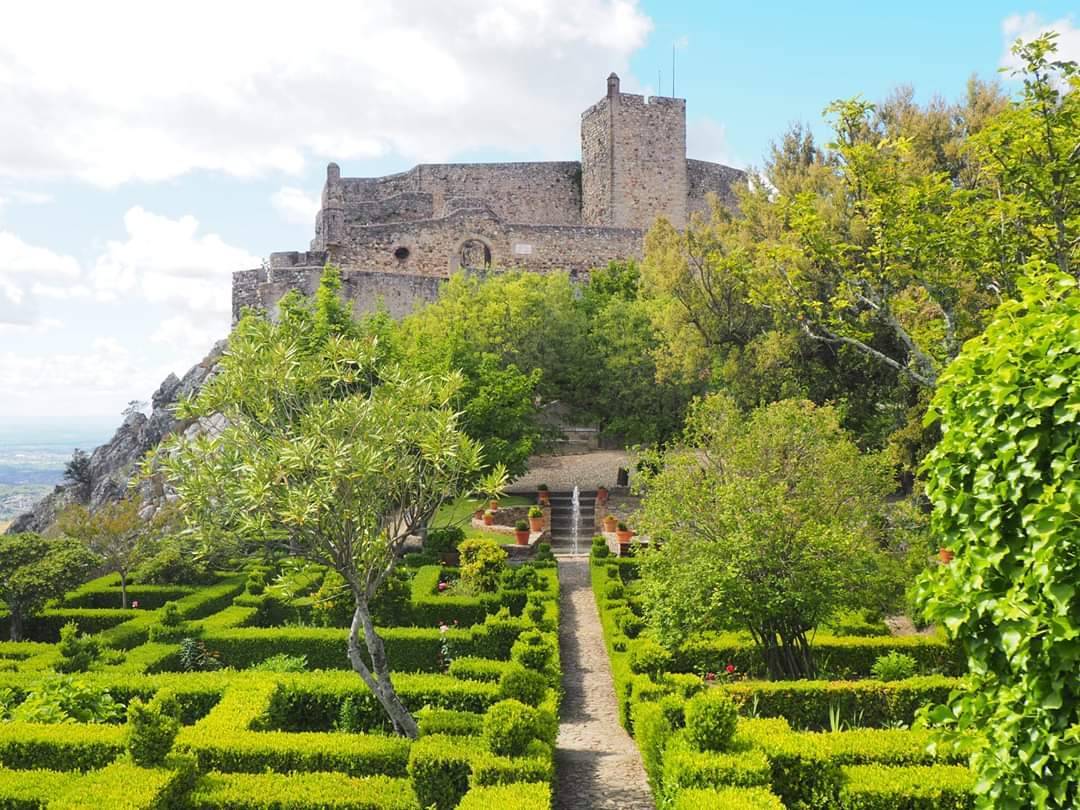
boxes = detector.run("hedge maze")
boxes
[0,553,561,809]
[589,542,975,809]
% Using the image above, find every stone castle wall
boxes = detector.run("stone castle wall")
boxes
[236,73,746,324]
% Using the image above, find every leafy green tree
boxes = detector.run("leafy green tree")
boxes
[637,396,898,679]
[160,267,483,737]
[916,272,1080,808]
[58,497,157,608]
[0,534,97,641]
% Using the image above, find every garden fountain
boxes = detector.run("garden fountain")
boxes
[571,484,580,555]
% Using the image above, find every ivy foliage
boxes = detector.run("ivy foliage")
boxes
[917,272,1080,808]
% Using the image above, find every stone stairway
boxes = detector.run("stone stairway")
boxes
[547,490,596,552]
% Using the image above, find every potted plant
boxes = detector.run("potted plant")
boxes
[483,510,495,526]
[514,520,531,545]
[616,521,633,543]
[603,514,618,533]
[938,547,954,564]
[596,485,609,504]
[537,484,550,506]
[528,505,544,533]
[473,506,485,520]
[478,462,509,516]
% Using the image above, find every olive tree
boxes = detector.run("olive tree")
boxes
[159,267,484,738]
[637,395,898,679]
[917,272,1080,808]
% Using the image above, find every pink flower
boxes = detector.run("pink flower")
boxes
[131,600,140,609]
[438,582,449,592]
[725,664,736,674]
[705,672,716,681]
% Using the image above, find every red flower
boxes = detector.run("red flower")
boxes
[725,664,736,674]
[705,672,716,681]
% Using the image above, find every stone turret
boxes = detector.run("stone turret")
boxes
[581,73,689,230]
[313,162,344,249]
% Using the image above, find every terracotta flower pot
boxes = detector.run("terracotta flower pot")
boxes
[616,529,633,543]
[489,500,499,512]
[483,513,494,526]
[538,491,550,505]
[473,508,484,520]
[515,529,530,545]
[938,547,955,564]
[596,486,609,503]
[603,516,618,533]
[529,516,544,533]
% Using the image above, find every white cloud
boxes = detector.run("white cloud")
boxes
[0,337,176,420]
[1001,14,1080,70]
[92,206,259,316]
[271,186,321,226]
[0,1,653,187]
[687,118,738,168]
[0,230,81,325]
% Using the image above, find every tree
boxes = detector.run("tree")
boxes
[160,266,484,737]
[58,497,154,609]
[63,448,92,497]
[636,396,898,679]
[916,272,1080,809]
[0,534,97,641]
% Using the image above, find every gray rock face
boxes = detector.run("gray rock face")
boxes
[5,341,226,535]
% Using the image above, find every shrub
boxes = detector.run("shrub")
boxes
[604,581,625,600]
[179,638,224,672]
[615,609,644,639]
[417,708,483,737]
[131,540,211,585]
[685,689,739,751]
[189,771,420,810]
[501,566,539,592]
[425,526,465,554]
[514,519,530,532]
[457,783,551,810]
[591,535,610,559]
[56,621,100,673]
[534,542,554,562]
[511,630,556,672]
[629,639,674,680]
[245,571,266,595]
[125,696,179,766]
[871,652,917,682]
[160,601,183,627]
[671,787,785,810]
[407,734,473,810]
[483,699,540,756]
[838,764,975,809]
[459,539,507,593]
[5,675,123,724]
[915,269,1080,807]
[498,666,548,706]
[250,653,308,672]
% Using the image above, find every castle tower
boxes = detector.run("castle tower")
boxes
[580,73,688,229]
[312,162,344,250]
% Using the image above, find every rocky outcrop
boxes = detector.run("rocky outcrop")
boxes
[5,341,226,535]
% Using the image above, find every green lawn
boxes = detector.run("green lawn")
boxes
[435,494,533,539]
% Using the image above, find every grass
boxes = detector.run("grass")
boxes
[435,495,533,527]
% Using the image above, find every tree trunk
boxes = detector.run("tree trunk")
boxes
[346,600,419,738]
[120,571,128,609]
[755,623,816,680]
[9,610,23,642]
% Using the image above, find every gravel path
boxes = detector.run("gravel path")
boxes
[509,450,629,494]
[554,557,655,810]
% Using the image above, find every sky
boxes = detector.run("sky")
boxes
[0,1,1077,429]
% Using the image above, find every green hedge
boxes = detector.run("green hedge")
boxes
[675,633,963,679]
[456,782,552,810]
[49,758,194,810]
[660,731,772,795]
[724,676,960,730]
[263,673,500,732]
[407,734,476,810]
[62,586,194,611]
[0,766,78,807]
[0,722,125,771]
[189,771,420,809]
[838,764,975,809]
[670,786,785,810]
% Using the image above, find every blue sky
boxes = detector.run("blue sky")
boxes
[0,1,1076,428]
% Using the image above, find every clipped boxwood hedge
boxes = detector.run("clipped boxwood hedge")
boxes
[838,764,975,809]
[456,782,552,810]
[189,771,420,809]
[670,786,785,810]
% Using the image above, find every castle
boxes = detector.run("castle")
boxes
[232,74,744,321]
